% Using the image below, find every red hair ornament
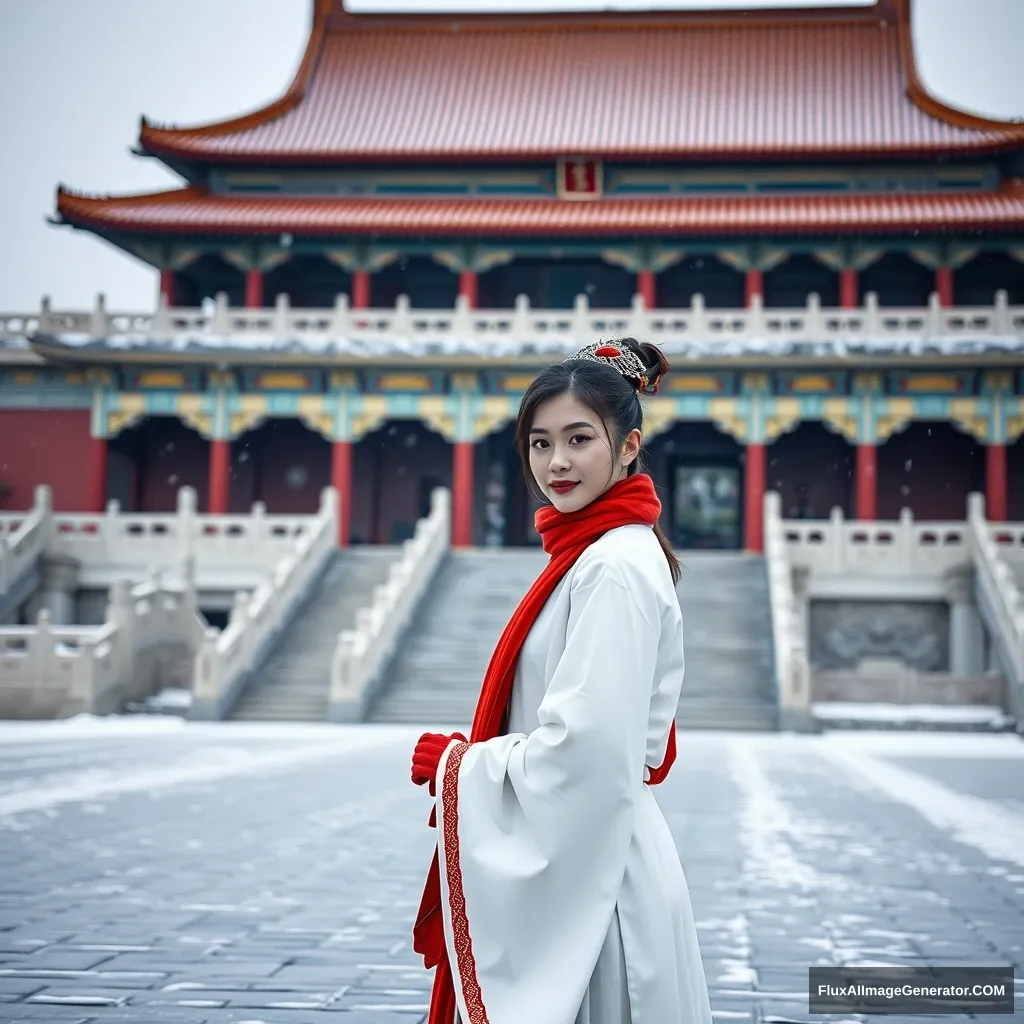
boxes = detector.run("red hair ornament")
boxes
[570,340,669,395]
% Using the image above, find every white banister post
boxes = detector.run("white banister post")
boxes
[331,292,351,338]
[452,292,474,340]
[926,291,942,340]
[177,486,197,561]
[829,505,845,573]
[966,491,986,524]
[572,293,590,343]
[897,507,914,567]
[805,291,822,340]
[151,290,171,337]
[747,291,764,342]
[864,291,880,338]
[89,293,108,340]
[691,292,707,338]
[994,289,1010,335]
[512,293,532,338]
[39,294,53,333]
[212,291,231,336]
[629,292,651,340]
[273,291,290,338]
[34,484,53,547]
[393,294,413,338]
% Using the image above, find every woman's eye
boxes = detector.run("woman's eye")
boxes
[571,435,591,445]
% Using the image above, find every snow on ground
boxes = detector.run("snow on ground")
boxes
[817,738,1024,870]
[813,700,1017,728]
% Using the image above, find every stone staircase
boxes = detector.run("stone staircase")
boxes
[367,547,778,731]
[368,549,547,725]
[674,552,778,731]
[230,548,401,722]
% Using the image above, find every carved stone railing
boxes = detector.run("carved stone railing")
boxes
[0,573,206,719]
[3,289,1022,357]
[329,487,450,722]
[0,485,49,606]
[966,494,1024,718]
[763,492,814,731]
[189,488,339,720]
[48,487,321,588]
[782,506,973,580]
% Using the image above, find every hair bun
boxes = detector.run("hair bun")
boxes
[565,337,671,396]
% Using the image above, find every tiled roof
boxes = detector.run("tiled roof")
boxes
[56,186,1024,237]
[136,3,1024,164]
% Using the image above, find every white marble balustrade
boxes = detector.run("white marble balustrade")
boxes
[2,289,1022,357]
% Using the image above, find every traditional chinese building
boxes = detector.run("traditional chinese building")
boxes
[3,0,1024,552]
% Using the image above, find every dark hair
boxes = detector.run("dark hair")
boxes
[515,337,681,585]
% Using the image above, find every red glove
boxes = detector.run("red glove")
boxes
[411,731,467,797]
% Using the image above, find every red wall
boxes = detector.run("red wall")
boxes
[877,423,983,521]
[767,424,853,519]
[230,420,330,515]
[1009,438,1024,522]
[0,409,92,511]
[349,422,452,544]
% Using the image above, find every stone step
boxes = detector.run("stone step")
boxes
[231,549,400,722]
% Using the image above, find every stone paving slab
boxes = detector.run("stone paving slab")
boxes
[0,724,1021,1022]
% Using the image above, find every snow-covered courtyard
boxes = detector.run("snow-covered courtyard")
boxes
[0,719,1021,1022]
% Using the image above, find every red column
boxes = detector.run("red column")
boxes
[331,440,352,547]
[856,444,877,521]
[208,439,230,514]
[352,270,371,309]
[452,442,475,548]
[637,269,657,309]
[88,437,108,513]
[935,265,954,307]
[459,271,478,309]
[745,269,763,306]
[244,268,264,308]
[158,269,176,307]
[840,267,858,309]
[987,444,1007,522]
[744,443,767,553]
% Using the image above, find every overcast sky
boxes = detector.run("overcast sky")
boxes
[0,0,1021,311]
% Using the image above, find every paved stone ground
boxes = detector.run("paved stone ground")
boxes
[0,721,1021,1023]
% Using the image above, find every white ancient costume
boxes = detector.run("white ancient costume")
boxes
[434,523,714,1024]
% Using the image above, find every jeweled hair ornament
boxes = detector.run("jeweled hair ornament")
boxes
[566,340,668,395]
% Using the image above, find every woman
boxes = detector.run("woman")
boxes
[410,338,713,1024]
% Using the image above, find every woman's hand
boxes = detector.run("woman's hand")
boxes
[411,731,467,797]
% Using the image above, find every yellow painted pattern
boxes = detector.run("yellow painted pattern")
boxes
[106,392,147,438]
[419,396,457,441]
[176,394,213,439]
[330,372,357,390]
[297,395,334,441]
[670,375,722,393]
[764,397,802,441]
[137,371,185,389]
[949,398,988,442]
[229,394,268,439]
[789,374,834,393]
[257,372,309,391]
[875,397,915,442]
[904,374,960,393]
[350,395,389,441]
[379,374,432,392]
[708,397,747,441]
[11,372,37,385]
[1007,399,1024,442]
[821,397,859,443]
[641,398,677,440]
[497,375,536,392]
[473,396,515,440]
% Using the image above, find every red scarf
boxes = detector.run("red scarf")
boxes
[413,472,678,1024]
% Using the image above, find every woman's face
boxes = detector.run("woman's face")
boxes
[528,393,639,514]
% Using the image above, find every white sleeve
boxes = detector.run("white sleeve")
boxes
[434,556,658,1024]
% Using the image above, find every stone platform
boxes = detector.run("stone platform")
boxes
[0,720,1021,1023]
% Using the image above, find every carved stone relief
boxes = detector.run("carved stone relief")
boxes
[809,600,949,672]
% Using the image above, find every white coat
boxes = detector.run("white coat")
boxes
[435,523,714,1024]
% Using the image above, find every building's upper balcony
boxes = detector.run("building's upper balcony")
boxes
[2,290,1023,364]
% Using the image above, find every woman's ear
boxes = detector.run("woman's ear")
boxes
[621,428,642,467]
